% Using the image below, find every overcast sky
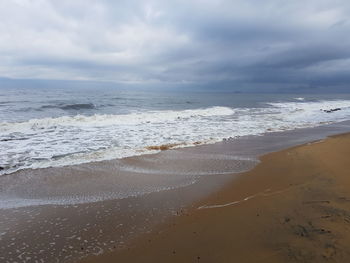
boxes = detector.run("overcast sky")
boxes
[0,0,350,90]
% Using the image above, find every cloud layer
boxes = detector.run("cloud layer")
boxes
[0,0,350,90]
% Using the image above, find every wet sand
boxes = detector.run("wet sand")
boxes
[83,133,350,263]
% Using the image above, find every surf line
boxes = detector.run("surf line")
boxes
[197,188,289,210]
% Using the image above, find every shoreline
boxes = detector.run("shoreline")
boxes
[2,123,350,262]
[83,132,350,263]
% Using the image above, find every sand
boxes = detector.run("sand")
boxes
[82,132,350,263]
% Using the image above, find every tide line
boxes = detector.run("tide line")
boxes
[198,188,290,210]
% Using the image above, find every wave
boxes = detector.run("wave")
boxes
[0,106,235,133]
[40,103,95,110]
[267,100,350,115]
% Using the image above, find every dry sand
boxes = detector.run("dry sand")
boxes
[83,133,350,263]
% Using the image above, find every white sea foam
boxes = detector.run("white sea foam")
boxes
[1,101,350,175]
[0,106,235,133]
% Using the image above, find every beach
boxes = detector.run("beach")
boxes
[2,1,350,262]
[2,91,350,262]
[1,123,350,262]
[82,132,350,263]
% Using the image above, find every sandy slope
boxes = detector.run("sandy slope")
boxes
[83,133,350,263]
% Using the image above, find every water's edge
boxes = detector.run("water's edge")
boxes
[1,122,350,263]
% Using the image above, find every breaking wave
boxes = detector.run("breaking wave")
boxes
[0,106,235,133]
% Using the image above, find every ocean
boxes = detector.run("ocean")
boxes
[1,87,350,176]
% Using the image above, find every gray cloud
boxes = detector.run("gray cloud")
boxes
[0,0,350,90]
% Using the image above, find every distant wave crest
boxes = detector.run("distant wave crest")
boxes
[40,103,95,110]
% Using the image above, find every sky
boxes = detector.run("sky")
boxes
[0,0,350,91]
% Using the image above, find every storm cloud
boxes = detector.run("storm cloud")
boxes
[0,0,350,91]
